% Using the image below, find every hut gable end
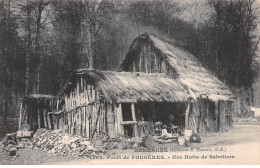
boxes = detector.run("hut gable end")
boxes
[123,36,179,79]
[122,33,234,101]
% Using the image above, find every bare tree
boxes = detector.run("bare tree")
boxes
[35,0,50,94]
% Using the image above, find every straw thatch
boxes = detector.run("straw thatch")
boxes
[76,69,189,102]
[122,33,234,101]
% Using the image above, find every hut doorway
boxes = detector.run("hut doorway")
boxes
[121,103,134,137]
[153,102,186,130]
[134,102,186,136]
[119,103,138,137]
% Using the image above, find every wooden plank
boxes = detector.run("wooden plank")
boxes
[43,109,47,128]
[67,113,71,133]
[121,121,137,125]
[114,104,118,135]
[38,109,41,129]
[79,108,82,136]
[47,113,51,130]
[18,100,23,130]
[139,47,142,71]
[71,110,74,134]
[80,76,83,92]
[82,107,85,137]
[118,103,124,135]
[117,98,137,103]
[92,86,95,101]
[86,107,90,139]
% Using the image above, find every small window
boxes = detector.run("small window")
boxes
[122,103,133,121]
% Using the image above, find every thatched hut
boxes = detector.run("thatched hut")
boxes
[51,33,236,139]
[121,33,236,133]
[53,69,191,139]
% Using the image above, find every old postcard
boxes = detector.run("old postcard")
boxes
[0,0,260,165]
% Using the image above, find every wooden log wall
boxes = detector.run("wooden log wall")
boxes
[19,97,64,131]
[218,101,226,132]
[187,102,200,134]
[55,76,112,139]
[65,76,99,111]
[55,98,108,139]
[131,43,178,79]
[218,100,234,132]
[192,99,234,134]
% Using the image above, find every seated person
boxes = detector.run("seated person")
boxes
[161,125,173,138]
[167,114,179,134]
[169,123,179,134]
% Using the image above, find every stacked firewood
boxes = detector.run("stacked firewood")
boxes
[32,130,105,157]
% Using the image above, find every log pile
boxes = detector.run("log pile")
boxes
[32,130,105,157]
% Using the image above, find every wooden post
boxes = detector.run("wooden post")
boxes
[117,103,123,136]
[47,113,51,130]
[107,104,116,138]
[131,103,138,137]
[82,107,85,137]
[114,104,118,135]
[214,101,219,132]
[86,109,90,139]
[38,109,41,129]
[71,111,73,134]
[185,103,191,129]
[79,108,82,136]
[206,101,209,131]
[18,100,23,130]
[43,109,47,128]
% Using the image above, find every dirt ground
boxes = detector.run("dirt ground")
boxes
[1,124,260,165]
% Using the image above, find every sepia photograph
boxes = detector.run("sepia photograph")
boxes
[0,0,260,165]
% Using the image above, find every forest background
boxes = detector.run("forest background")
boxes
[1,0,260,136]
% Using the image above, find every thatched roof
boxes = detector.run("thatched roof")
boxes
[122,33,234,101]
[76,69,189,102]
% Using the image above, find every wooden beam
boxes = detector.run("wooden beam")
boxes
[121,121,137,125]
[117,98,137,103]
[185,103,191,129]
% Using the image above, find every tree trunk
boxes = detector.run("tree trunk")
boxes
[88,26,94,69]
[25,1,32,96]
[35,1,44,94]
